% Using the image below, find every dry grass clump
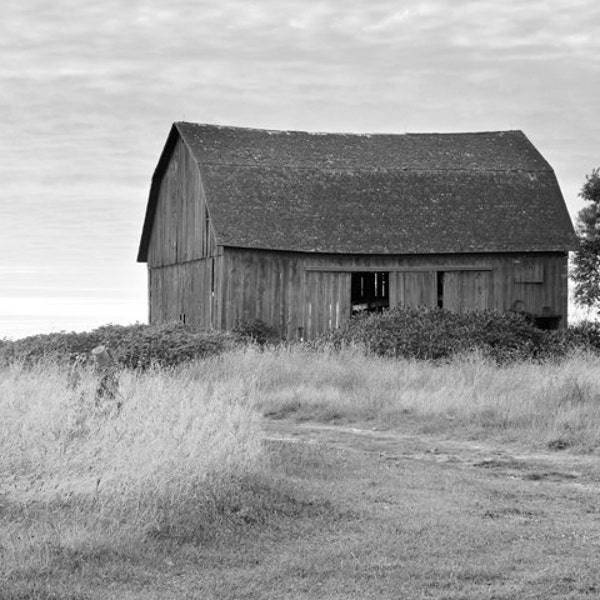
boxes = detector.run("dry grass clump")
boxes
[0,360,265,578]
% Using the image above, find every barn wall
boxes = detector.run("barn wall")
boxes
[148,255,222,329]
[221,248,569,340]
[146,137,216,268]
[146,136,220,328]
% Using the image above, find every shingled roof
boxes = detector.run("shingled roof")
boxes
[137,123,577,261]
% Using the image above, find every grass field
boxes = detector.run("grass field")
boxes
[2,347,600,598]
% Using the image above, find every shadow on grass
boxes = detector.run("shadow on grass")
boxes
[1,440,352,599]
[145,472,341,545]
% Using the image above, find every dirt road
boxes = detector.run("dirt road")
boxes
[265,419,600,489]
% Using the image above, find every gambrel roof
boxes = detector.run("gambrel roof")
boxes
[137,122,577,261]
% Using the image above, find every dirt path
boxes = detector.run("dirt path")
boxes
[264,419,600,490]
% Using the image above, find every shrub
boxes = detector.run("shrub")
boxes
[549,320,600,355]
[321,307,556,362]
[3,313,599,369]
[91,322,236,369]
[0,322,237,369]
[232,318,281,346]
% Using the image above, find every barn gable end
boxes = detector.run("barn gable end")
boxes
[143,133,221,328]
[138,123,577,337]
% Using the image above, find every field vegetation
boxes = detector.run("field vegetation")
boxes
[2,310,600,598]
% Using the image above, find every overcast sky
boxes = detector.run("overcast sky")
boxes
[1,0,599,338]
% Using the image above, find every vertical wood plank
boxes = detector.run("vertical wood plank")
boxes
[388,272,404,308]
[401,272,436,307]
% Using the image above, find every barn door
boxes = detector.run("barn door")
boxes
[303,271,351,340]
[389,271,437,308]
[442,270,491,312]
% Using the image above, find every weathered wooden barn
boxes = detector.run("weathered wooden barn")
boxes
[137,122,577,339]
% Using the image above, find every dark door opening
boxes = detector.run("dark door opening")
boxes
[437,271,444,308]
[351,272,389,315]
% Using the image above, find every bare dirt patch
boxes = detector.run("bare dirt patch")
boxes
[265,419,600,484]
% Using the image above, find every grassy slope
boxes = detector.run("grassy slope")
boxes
[3,347,600,599]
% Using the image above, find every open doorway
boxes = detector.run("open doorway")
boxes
[351,272,389,315]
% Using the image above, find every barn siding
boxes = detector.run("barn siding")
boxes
[147,137,216,268]
[148,258,216,327]
[220,248,569,340]
[148,256,222,329]
[303,271,352,339]
[443,271,492,312]
[390,271,437,308]
[146,137,221,328]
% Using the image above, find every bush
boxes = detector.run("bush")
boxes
[550,320,600,354]
[91,322,237,369]
[232,319,281,346]
[3,313,599,369]
[320,307,563,363]
[0,322,237,369]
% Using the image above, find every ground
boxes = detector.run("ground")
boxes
[4,417,600,599]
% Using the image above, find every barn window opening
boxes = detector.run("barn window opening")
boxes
[437,271,445,308]
[351,272,389,314]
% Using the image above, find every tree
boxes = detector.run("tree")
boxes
[571,168,600,312]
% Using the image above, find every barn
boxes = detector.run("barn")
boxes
[137,122,577,340]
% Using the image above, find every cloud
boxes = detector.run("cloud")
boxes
[2,1,597,174]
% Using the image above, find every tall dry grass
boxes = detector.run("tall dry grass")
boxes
[0,360,264,576]
[190,345,600,452]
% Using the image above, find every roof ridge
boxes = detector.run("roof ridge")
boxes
[176,121,524,137]
[198,162,551,173]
